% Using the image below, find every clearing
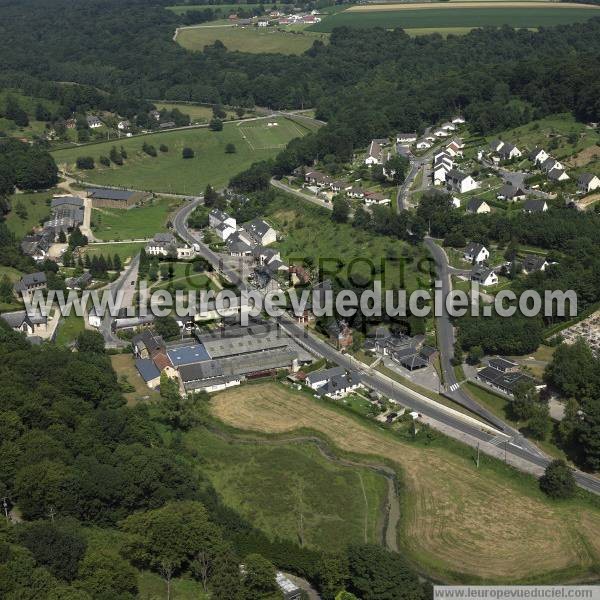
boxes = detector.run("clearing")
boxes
[184,427,389,552]
[211,382,600,582]
[6,190,57,238]
[51,117,311,194]
[91,197,181,241]
[309,2,600,33]
[176,24,327,54]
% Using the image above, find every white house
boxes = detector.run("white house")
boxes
[365,139,386,165]
[433,129,449,138]
[364,192,390,206]
[452,115,466,125]
[489,139,504,153]
[464,242,489,264]
[541,157,564,173]
[522,255,549,274]
[466,198,491,214]
[441,122,456,132]
[529,147,549,165]
[523,199,548,213]
[209,208,236,230]
[578,173,600,193]
[396,132,417,144]
[416,140,432,150]
[305,366,362,399]
[498,142,522,161]
[215,221,236,241]
[86,115,102,128]
[446,169,478,194]
[497,183,526,202]
[433,164,450,185]
[470,266,498,287]
[88,306,105,328]
[117,120,130,131]
[548,167,569,182]
[452,196,462,208]
[242,218,277,246]
[347,187,365,199]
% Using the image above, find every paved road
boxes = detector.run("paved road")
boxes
[100,254,140,348]
[171,201,600,496]
[397,145,432,212]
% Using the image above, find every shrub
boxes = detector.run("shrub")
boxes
[182,147,195,159]
[142,142,157,157]
[76,156,94,170]
[99,156,110,167]
[159,144,168,152]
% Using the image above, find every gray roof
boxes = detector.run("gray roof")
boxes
[153,232,176,243]
[209,208,231,222]
[498,183,524,199]
[243,218,274,240]
[14,272,47,292]
[487,356,518,372]
[0,310,47,328]
[315,370,361,397]
[179,360,224,383]
[466,198,486,212]
[578,173,598,186]
[202,330,289,359]
[87,188,136,201]
[478,366,534,393]
[135,358,161,383]
[51,196,83,208]
[465,242,486,256]
[521,255,547,272]
[548,167,567,181]
[132,330,164,354]
[523,199,547,212]
[305,366,346,387]
[470,265,495,282]
[447,168,468,182]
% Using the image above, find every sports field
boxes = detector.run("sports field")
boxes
[184,427,389,552]
[176,24,327,54]
[309,2,600,33]
[211,382,600,582]
[51,117,311,194]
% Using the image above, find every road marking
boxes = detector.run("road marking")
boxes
[449,382,460,391]
[489,435,506,447]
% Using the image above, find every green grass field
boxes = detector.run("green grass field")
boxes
[309,4,600,32]
[6,190,57,238]
[176,24,327,54]
[154,102,239,122]
[267,194,431,291]
[84,242,147,262]
[51,117,311,194]
[184,427,388,552]
[92,197,182,241]
[55,313,85,347]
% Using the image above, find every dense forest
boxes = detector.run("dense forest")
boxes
[0,0,599,155]
[0,322,431,599]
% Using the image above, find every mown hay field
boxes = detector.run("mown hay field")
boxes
[211,382,600,582]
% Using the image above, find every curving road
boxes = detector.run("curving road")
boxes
[172,200,600,496]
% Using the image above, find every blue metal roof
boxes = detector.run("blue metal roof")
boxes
[166,343,210,367]
[135,358,160,382]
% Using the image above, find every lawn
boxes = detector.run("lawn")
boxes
[149,262,217,292]
[6,190,57,238]
[51,117,311,194]
[154,102,238,122]
[110,354,161,405]
[54,313,85,347]
[84,242,147,263]
[211,382,600,583]
[309,3,600,32]
[266,195,431,292]
[176,24,328,54]
[184,426,389,552]
[91,197,182,241]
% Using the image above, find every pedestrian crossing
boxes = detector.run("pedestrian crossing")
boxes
[489,435,507,447]
[449,382,460,392]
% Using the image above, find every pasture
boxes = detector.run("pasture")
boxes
[91,197,181,241]
[211,382,600,582]
[51,117,310,194]
[154,102,239,122]
[84,242,146,263]
[309,2,600,33]
[6,190,56,238]
[176,24,327,54]
[184,427,389,552]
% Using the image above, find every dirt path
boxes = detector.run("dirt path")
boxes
[207,426,401,552]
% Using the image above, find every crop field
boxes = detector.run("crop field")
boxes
[176,24,326,54]
[184,427,388,551]
[309,2,600,33]
[211,382,600,582]
[91,197,181,241]
[51,117,310,194]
